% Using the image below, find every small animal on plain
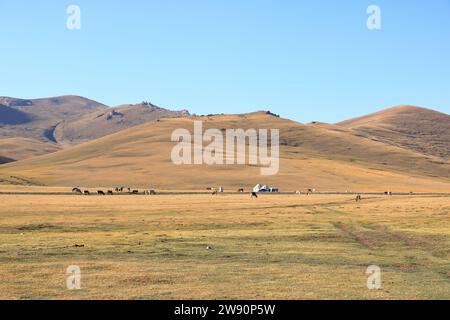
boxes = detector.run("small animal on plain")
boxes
[107,190,114,195]
[131,190,139,194]
[238,188,244,193]
[355,194,362,202]
[295,190,301,195]
[206,187,213,191]
[72,187,82,194]
[97,190,105,195]
[128,188,131,192]
[83,190,90,195]
[212,190,218,195]
[144,190,157,195]
[251,192,258,198]
[384,191,392,196]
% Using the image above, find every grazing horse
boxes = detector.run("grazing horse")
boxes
[355,194,362,202]
[251,192,258,198]
[97,190,105,195]
[107,190,114,195]
[84,190,90,195]
[238,188,244,193]
[72,187,82,194]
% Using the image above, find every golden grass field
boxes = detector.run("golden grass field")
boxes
[0,191,449,299]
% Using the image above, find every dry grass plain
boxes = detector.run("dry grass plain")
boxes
[0,192,449,300]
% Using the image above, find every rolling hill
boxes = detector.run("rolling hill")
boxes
[0,138,61,163]
[0,112,448,192]
[54,102,189,146]
[337,105,450,159]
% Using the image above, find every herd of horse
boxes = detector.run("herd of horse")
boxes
[72,187,156,196]
[72,187,395,201]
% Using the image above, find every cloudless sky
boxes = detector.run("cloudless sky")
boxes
[0,0,449,122]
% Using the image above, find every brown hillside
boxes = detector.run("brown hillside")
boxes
[0,96,108,120]
[0,112,448,192]
[54,102,189,146]
[0,138,61,162]
[0,95,108,142]
[337,105,450,159]
[0,95,107,160]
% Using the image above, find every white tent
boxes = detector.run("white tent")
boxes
[254,184,279,193]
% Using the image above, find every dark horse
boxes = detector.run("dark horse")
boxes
[72,187,82,194]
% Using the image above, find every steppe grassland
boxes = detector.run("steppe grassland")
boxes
[0,193,449,299]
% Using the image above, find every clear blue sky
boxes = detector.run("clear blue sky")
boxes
[1,0,449,122]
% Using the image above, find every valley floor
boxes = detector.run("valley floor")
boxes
[0,192,449,299]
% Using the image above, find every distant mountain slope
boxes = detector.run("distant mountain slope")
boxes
[54,102,189,146]
[0,95,108,141]
[0,95,108,160]
[337,105,450,159]
[1,112,448,192]
[0,95,108,121]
